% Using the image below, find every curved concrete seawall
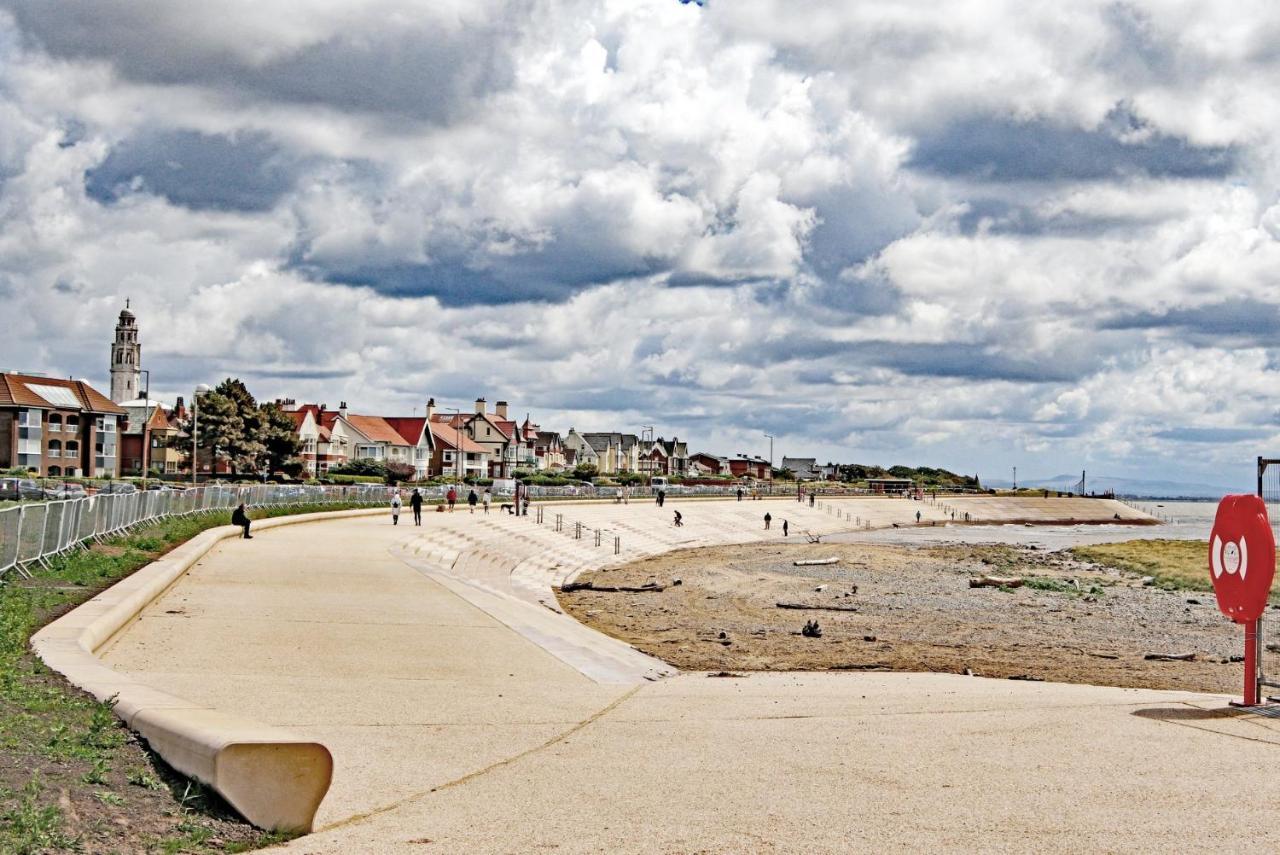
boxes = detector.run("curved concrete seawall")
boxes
[31,495,1155,836]
[31,508,384,833]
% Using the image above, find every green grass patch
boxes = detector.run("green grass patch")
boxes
[0,501,370,853]
[1068,539,1252,596]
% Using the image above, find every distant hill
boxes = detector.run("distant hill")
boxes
[984,473,1242,499]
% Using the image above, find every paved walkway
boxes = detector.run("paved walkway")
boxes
[99,497,1280,852]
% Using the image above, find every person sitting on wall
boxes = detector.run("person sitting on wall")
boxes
[231,503,252,539]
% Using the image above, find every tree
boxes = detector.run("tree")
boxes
[571,463,599,481]
[330,458,387,477]
[166,378,279,475]
[385,461,415,484]
[257,402,303,475]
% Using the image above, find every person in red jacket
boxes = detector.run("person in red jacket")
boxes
[447,486,457,511]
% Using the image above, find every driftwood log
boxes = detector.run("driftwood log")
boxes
[1143,652,1196,662]
[793,557,840,567]
[560,581,666,594]
[969,576,1024,588]
[776,601,860,612]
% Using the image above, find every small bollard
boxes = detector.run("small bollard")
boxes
[614,535,620,555]
[556,513,563,532]
[575,521,582,539]
[595,528,601,547]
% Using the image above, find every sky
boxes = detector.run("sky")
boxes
[0,0,1277,489]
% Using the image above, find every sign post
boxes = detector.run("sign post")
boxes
[1208,494,1276,706]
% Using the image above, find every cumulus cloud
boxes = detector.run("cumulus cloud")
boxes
[0,1,1277,487]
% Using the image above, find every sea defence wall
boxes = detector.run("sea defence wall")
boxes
[30,508,383,832]
[32,494,1153,832]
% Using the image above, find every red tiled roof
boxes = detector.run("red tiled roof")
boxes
[0,373,126,414]
[382,417,428,447]
[346,414,410,446]
[428,421,488,454]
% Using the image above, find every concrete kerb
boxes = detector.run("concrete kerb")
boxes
[30,507,386,833]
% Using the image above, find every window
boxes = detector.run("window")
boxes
[66,415,79,429]
[65,440,78,456]
[48,466,61,476]
[47,414,62,431]
[48,439,62,457]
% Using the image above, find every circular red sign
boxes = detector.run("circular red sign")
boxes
[1208,494,1276,623]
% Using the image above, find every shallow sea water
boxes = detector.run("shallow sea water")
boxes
[833,500,1228,551]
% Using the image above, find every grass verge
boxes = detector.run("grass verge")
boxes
[0,502,371,854]
[1067,538,1274,597]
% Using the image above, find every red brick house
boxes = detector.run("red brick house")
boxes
[0,372,126,477]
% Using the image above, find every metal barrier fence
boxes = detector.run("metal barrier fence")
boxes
[0,483,395,579]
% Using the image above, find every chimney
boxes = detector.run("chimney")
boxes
[339,401,348,419]
[474,397,486,415]
[495,400,508,419]
[173,396,186,419]
[426,397,435,419]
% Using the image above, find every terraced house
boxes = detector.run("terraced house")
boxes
[0,372,125,477]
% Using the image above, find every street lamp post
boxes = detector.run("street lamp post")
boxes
[446,407,462,483]
[192,383,210,488]
[763,433,774,470]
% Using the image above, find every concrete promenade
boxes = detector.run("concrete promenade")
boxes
[98,496,1280,852]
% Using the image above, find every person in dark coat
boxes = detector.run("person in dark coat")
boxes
[231,503,252,539]
[468,489,478,514]
[737,488,744,502]
[410,488,423,525]
[673,509,683,527]
[763,512,772,530]
[782,519,789,537]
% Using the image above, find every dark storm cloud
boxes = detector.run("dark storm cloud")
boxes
[1101,298,1280,339]
[85,130,301,212]
[864,342,1092,383]
[296,259,583,306]
[910,105,1237,182]
[954,198,1161,237]
[5,1,518,124]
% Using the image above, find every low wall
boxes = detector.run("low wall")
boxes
[31,507,384,832]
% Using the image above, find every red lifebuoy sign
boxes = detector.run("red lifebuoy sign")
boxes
[1208,494,1275,623]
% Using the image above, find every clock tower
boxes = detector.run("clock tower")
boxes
[110,302,141,403]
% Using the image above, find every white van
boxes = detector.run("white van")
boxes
[650,476,669,490]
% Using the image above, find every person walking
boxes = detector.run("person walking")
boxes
[673,509,683,527]
[782,519,789,537]
[763,512,772,530]
[447,486,457,512]
[231,503,253,539]
[916,510,922,524]
[737,487,744,502]
[658,489,666,508]
[390,491,402,525]
[482,488,492,514]
[809,492,815,508]
[468,488,478,514]
[410,488,423,525]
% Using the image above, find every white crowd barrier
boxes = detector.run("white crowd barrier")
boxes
[0,483,395,578]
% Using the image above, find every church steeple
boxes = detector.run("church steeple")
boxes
[110,303,141,403]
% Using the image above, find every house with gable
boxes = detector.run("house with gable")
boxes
[382,417,435,480]
[640,436,689,477]
[580,432,641,474]
[534,430,565,471]
[562,428,598,469]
